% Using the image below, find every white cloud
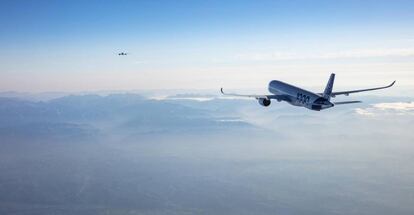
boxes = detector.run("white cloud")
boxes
[355,102,414,116]
[373,102,414,111]
[355,108,376,116]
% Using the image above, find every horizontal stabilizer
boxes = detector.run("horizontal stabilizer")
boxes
[333,101,362,105]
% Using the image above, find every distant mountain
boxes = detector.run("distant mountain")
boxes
[0,94,254,140]
[0,91,69,101]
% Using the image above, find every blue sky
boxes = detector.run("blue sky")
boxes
[1,0,414,92]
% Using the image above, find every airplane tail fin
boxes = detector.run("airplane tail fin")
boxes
[323,73,335,100]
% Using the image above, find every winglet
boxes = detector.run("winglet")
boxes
[389,81,396,87]
[220,88,224,94]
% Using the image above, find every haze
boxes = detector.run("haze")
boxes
[0,1,414,215]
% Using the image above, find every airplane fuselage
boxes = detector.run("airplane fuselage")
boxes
[268,80,334,111]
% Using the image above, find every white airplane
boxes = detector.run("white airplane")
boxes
[221,73,395,111]
[118,52,129,56]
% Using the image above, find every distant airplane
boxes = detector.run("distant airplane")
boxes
[221,73,395,111]
[118,52,128,56]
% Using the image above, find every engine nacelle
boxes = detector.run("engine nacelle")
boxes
[258,98,271,107]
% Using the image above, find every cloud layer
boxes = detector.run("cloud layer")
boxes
[355,102,414,116]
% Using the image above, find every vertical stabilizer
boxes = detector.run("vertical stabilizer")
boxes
[323,73,335,100]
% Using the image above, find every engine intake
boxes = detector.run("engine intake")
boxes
[258,98,271,107]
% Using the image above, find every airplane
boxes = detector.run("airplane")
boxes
[220,73,395,111]
[118,52,128,56]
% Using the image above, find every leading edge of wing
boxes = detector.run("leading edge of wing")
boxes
[330,80,395,97]
[220,88,267,99]
[220,88,288,101]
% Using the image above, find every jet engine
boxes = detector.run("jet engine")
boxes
[258,98,271,107]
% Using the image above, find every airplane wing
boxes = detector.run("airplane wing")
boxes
[329,81,395,97]
[220,88,287,100]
